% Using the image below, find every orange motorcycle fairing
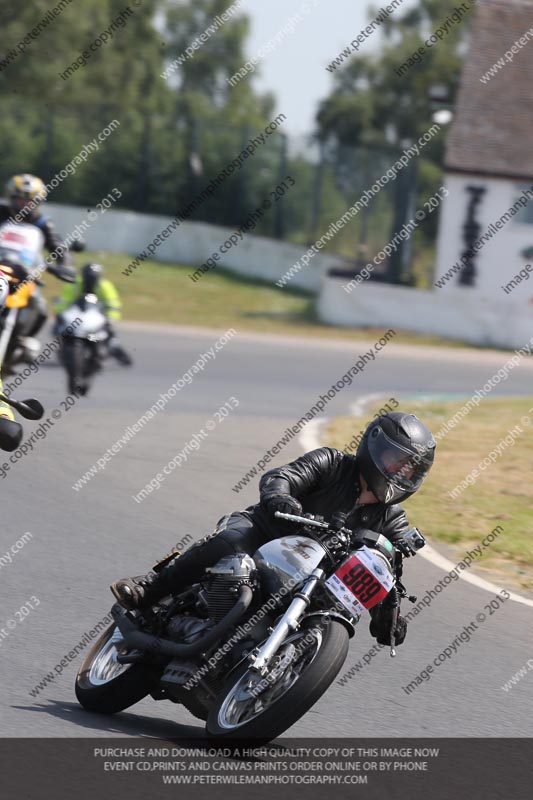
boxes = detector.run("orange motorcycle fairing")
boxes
[6,280,36,309]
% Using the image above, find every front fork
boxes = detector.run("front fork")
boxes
[0,307,18,363]
[247,568,324,675]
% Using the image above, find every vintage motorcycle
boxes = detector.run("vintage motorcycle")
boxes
[75,511,425,741]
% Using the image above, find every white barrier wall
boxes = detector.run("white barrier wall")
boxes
[48,202,531,348]
[316,171,533,349]
[46,203,350,293]
[317,277,533,350]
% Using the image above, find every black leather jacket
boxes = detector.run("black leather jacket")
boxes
[0,202,71,270]
[250,447,410,543]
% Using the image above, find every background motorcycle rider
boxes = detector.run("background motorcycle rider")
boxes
[0,271,23,451]
[54,262,132,366]
[112,411,436,647]
[0,174,76,348]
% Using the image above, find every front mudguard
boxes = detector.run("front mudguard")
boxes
[303,610,356,639]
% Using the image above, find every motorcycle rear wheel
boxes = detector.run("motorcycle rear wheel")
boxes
[75,624,150,714]
[206,617,349,741]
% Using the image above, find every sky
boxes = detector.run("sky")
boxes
[243,0,383,137]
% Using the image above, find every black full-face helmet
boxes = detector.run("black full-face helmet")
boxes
[356,411,436,505]
[81,262,103,293]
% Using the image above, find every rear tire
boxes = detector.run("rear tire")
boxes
[75,624,150,714]
[206,618,349,741]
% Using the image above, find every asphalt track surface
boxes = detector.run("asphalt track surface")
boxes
[1,322,532,739]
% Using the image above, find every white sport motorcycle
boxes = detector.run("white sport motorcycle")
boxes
[56,294,109,396]
[0,222,46,367]
[0,221,79,370]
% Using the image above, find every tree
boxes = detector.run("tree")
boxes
[315,0,473,277]
[0,1,310,242]
[317,0,469,150]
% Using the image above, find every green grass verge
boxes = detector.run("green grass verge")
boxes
[326,396,533,590]
[42,250,472,347]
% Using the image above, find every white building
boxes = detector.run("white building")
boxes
[434,0,533,303]
[319,0,533,349]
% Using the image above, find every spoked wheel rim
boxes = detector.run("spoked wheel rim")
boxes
[88,626,131,686]
[216,628,323,731]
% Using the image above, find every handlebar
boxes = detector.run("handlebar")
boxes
[274,510,330,530]
[0,393,44,420]
[274,510,426,557]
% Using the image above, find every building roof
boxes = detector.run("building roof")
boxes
[446,0,533,180]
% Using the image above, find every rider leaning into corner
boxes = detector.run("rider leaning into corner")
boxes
[54,262,133,366]
[112,412,436,647]
[0,272,23,451]
[0,173,76,343]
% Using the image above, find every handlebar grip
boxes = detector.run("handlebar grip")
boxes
[273,510,330,529]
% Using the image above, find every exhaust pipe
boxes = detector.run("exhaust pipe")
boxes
[111,584,253,659]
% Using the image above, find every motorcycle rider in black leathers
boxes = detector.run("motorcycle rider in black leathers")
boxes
[0,174,76,346]
[112,412,436,646]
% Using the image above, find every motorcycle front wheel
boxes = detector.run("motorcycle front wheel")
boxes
[63,338,90,396]
[206,617,349,741]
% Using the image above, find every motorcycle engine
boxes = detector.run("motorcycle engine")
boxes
[166,615,212,643]
[204,553,256,622]
[158,554,257,717]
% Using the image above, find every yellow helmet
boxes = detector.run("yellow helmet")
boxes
[6,173,47,215]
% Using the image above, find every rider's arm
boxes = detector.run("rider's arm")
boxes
[53,281,78,314]
[98,279,122,320]
[260,447,342,504]
[39,217,70,267]
[381,504,411,544]
[36,216,76,281]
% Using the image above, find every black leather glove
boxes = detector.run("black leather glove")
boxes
[264,494,303,518]
[369,604,407,646]
[48,263,77,283]
[395,539,414,558]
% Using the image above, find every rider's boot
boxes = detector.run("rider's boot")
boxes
[110,571,168,610]
[111,533,232,610]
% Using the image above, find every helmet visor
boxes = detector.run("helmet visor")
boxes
[367,427,433,492]
[9,196,41,217]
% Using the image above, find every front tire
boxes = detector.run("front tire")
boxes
[63,338,88,396]
[75,624,150,714]
[206,618,349,741]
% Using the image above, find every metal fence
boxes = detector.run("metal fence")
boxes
[0,102,438,284]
